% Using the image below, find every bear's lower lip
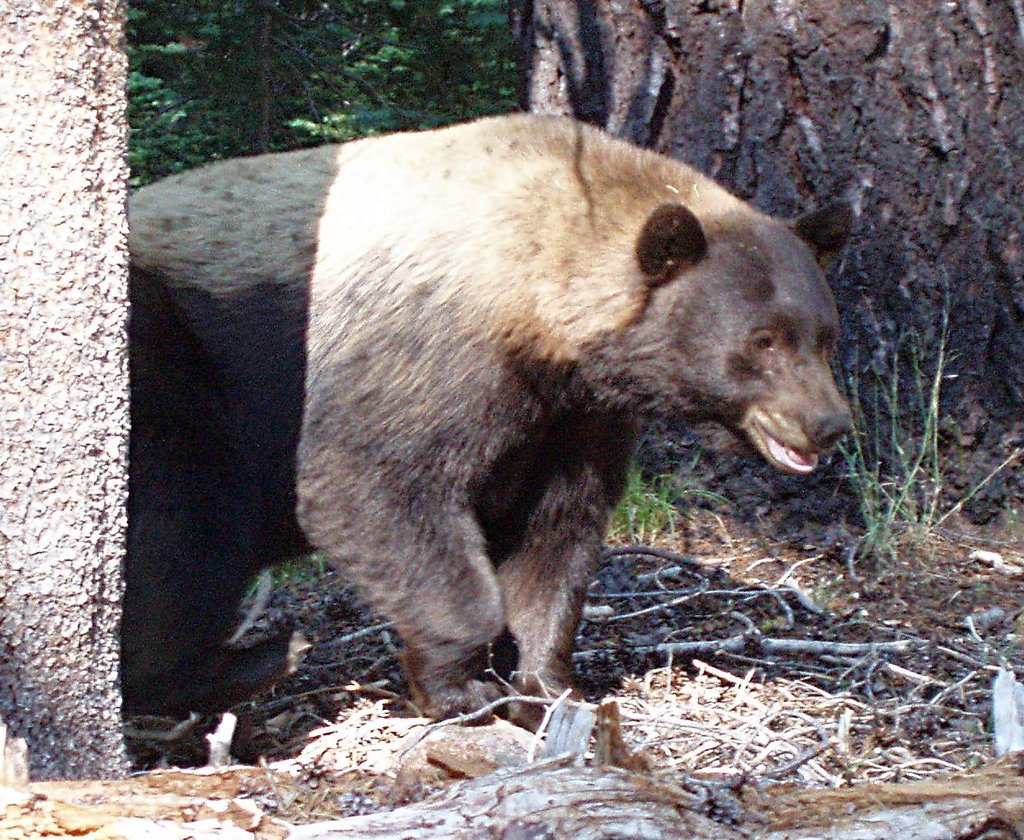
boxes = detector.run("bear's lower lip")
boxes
[744,416,820,474]
[761,430,819,474]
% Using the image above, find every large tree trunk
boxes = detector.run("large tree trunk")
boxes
[0,0,129,779]
[510,0,1024,524]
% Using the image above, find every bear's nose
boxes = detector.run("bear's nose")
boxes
[809,410,853,451]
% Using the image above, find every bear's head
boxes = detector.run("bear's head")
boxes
[582,200,853,474]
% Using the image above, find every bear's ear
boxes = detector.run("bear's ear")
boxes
[793,200,853,263]
[636,203,708,284]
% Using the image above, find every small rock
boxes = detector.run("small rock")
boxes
[396,719,535,785]
[969,548,1023,575]
[967,607,1006,634]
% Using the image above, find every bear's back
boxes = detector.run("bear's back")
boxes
[310,115,748,363]
[129,144,342,296]
[129,115,750,362]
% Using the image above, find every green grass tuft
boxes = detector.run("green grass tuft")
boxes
[609,463,727,543]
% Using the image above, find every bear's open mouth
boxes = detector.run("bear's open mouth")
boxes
[743,409,820,475]
[759,428,819,474]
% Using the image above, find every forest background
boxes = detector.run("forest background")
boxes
[128,0,517,185]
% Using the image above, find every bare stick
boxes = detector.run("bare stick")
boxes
[759,638,921,656]
[603,544,703,567]
[935,446,1024,528]
[227,569,274,645]
[205,712,237,768]
[124,712,201,743]
[575,635,921,660]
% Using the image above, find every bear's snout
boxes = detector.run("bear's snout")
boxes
[808,409,853,451]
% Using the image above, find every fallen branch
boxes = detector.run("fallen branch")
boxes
[123,713,201,744]
[757,758,1024,840]
[5,735,1021,839]
[759,638,921,656]
[603,544,704,567]
[575,633,922,660]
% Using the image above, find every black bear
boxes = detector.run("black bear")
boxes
[124,114,852,722]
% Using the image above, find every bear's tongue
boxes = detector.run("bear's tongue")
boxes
[764,433,819,474]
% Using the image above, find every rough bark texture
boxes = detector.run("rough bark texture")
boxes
[290,761,743,839]
[10,756,1015,840]
[0,0,130,779]
[0,747,1021,838]
[290,761,1024,840]
[510,0,1024,523]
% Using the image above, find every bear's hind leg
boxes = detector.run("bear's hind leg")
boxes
[124,632,299,716]
[125,269,285,715]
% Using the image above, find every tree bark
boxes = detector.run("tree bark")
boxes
[0,0,130,779]
[510,0,1024,520]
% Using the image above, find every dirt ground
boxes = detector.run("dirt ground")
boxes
[118,477,1024,828]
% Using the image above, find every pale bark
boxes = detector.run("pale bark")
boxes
[284,757,1024,840]
[0,0,129,778]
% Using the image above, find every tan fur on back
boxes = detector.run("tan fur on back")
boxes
[129,145,340,293]
[130,114,751,363]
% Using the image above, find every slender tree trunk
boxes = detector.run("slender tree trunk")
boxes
[0,0,130,779]
[510,0,1024,522]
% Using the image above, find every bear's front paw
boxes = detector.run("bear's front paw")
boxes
[425,679,506,723]
[505,671,582,731]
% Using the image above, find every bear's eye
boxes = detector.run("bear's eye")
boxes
[751,331,775,351]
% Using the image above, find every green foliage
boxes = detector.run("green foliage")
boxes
[272,552,329,585]
[610,470,681,544]
[609,465,727,544]
[127,0,517,185]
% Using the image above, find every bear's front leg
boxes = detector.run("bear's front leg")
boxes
[496,538,597,729]
[296,453,512,719]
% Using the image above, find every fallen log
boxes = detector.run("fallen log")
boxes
[290,756,743,840]
[757,757,1024,839]
[2,739,1021,839]
[289,756,1024,840]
